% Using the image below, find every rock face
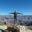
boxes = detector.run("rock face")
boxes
[17,25,32,32]
[6,27,19,32]
[0,25,7,30]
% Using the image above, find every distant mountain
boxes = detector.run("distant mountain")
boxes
[0,15,32,26]
[0,15,21,23]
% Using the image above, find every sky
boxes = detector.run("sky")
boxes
[0,0,32,15]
